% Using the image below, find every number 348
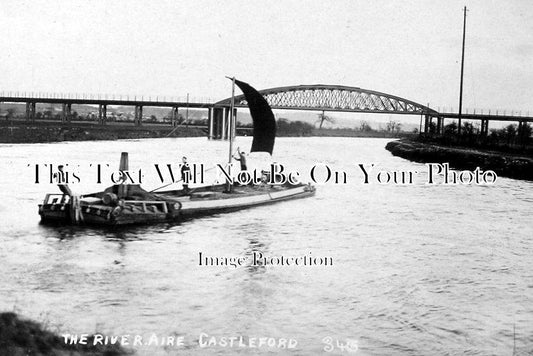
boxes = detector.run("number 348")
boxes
[322,336,359,353]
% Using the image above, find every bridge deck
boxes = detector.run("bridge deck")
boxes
[0,96,213,108]
[439,112,533,122]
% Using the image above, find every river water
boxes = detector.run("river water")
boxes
[0,137,532,355]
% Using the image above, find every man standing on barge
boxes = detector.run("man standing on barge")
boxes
[181,156,191,193]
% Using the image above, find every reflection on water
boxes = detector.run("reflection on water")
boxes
[1,137,532,355]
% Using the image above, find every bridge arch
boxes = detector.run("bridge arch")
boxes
[215,84,438,116]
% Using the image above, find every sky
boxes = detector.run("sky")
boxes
[1,0,532,115]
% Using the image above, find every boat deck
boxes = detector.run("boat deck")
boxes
[155,184,288,203]
[39,183,315,225]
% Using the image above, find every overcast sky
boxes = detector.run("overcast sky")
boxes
[1,0,532,114]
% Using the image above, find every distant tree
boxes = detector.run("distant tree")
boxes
[278,118,289,124]
[473,122,481,134]
[277,118,313,136]
[316,111,335,129]
[462,122,475,136]
[359,121,373,132]
[443,122,458,136]
[395,122,402,133]
[192,118,207,126]
[428,121,437,134]
[386,120,402,133]
[517,122,532,145]
[6,108,16,120]
[504,124,517,144]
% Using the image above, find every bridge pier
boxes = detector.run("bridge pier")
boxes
[221,108,227,139]
[98,104,107,125]
[213,107,224,139]
[436,116,443,135]
[518,121,526,142]
[423,114,430,134]
[208,108,214,139]
[62,103,72,123]
[228,107,236,139]
[25,102,36,122]
[171,107,179,126]
[67,103,72,123]
[134,105,143,126]
[209,107,235,140]
[480,119,489,136]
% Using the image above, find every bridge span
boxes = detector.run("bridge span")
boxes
[1,85,532,139]
[215,84,438,115]
[213,84,533,138]
[424,112,533,136]
[0,92,213,127]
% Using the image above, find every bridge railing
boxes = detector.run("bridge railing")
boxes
[436,106,531,117]
[0,91,215,104]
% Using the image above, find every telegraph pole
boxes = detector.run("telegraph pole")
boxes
[186,93,189,122]
[458,6,467,135]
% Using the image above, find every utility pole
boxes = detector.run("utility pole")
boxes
[458,6,467,135]
[186,93,189,122]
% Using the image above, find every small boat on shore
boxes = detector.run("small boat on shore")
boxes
[38,79,316,226]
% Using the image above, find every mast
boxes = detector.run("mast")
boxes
[458,6,467,135]
[226,77,236,192]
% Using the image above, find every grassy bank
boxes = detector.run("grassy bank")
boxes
[1,121,415,143]
[0,312,129,356]
[386,139,533,181]
[312,128,411,138]
[0,121,205,143]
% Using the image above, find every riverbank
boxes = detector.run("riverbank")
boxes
[386,139,533,181]
[0,312,129,356]
[0,122,205,143]
[0,122,411,143]
[312,128,410,138]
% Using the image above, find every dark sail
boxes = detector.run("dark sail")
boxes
[234,80,276,155]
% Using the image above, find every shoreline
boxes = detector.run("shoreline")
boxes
[0,122,206,143]
[0,122,409,143]
[385,139,533,181]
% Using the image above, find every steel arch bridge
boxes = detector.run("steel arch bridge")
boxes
[215,84,438,116]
